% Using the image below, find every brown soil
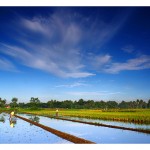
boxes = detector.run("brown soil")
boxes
[15,114,95,144]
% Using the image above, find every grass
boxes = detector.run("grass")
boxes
[12,108,150,124]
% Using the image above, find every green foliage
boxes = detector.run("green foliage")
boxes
[147,100,150,108]
[17,108,150,125]
[1,96,150,110]
[29,97,40,110]
[10,97,18,108]
[0,98,6,108]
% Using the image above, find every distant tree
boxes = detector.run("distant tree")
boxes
[147,99,150,108]
[40,102,48,108]
[94,101,100,109]
[127,101,131,108]
[18,102,26,108]
[47,100,54,108]
[29,97,40,109]
[52,100,62,108]
[136,99,140,108]
[99,100,107,109]
[138,99,147,108]
[107,101,118,109]
[10,97,18,108]
[141,101,147,108]
[1,96,149,109]
[62,100,73,109]
[132,101,137,108]
[0,98,6,108]
[73,100,79,109]
[85,100,95,109]
[78,99,85,105]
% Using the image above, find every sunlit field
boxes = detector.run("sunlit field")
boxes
[14,108,150,124]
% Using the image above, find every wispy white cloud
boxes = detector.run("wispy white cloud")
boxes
[121,45,134,53]
[104,55,150,73]
[0,57,17,71]
[55,82,88,88]
[87,53,112,69]
[65,72,95,78]
[87,51,150,74]
[67,91,121,96]
[0,8,143,77]
[0,43,95,78]
[80,8,132,49]
[0,12,96,78]
[22,18,51,36]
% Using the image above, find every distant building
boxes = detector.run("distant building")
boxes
[6,105,10,109]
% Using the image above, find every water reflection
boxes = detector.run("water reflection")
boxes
[29,115,40,126]
[0,116,5,123]
[9,117,17,128]
[21,114,150,144]
[62,116,150,130]
[0,113,72,144]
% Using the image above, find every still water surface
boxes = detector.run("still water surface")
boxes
[19,113,150,144]
[0,113,72,144]
[62,116,150,130]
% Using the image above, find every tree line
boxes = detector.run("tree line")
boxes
[0,97,150,109]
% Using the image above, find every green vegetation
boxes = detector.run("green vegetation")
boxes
[0,98,6,108]
[15,108,150,124]
[1,97,150,109]
[29,97,40,110]
[1,96,150,124]
[10,97,18,108]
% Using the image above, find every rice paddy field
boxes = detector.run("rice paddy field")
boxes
[16,108,150,124]
[1,112,150,144]
[1,109,150,144]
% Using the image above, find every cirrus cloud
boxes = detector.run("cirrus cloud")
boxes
[104,55,150,73]
[0,57,17,72]
[1,8,148,78]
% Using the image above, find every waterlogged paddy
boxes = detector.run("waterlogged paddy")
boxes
[0,113,72,144]
[63,116,150,130]
[19,113,150,144]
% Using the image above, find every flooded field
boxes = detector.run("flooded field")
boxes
[18,113,150,144]
[62,116,150,130]
[0,113,72,144]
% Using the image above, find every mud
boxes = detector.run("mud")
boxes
[15,115,95,144]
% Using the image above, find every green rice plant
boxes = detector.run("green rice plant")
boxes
[17,108,150,124]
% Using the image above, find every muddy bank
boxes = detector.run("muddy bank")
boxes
[15,115,95,144]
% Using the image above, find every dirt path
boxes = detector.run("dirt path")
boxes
[15,114,95,144]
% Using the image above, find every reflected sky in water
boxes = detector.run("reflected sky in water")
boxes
[62,116,150,130]
[0,113,72,144]
[19,113,150,144]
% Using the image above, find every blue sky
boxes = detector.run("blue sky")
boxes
[0,7,150,103]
